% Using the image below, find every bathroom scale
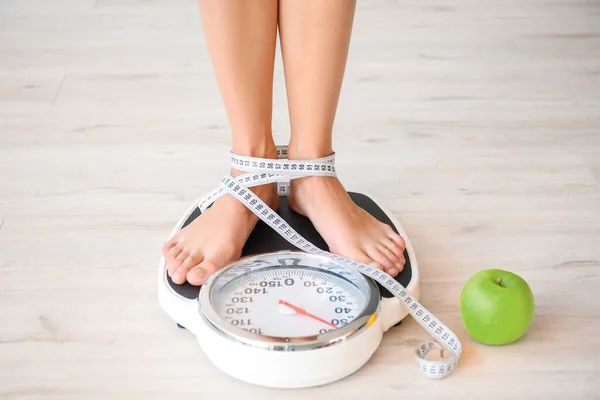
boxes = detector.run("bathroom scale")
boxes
[157,146,461,388]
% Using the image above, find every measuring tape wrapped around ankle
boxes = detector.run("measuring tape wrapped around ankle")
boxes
[195,147,462,379]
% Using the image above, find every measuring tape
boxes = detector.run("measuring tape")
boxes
[193,146,461,379]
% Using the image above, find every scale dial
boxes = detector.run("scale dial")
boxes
[198,251,381,351]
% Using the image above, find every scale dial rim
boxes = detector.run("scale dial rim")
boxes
[197,250,381,351]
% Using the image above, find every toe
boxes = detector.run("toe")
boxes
[388,231,406,251]
[380,238,405,272]
[381,237,404,259]
[166,245,183,273]
[187,260,220,286]
[363,243,396,272]
[381,224,406,249]
[376,243,399,267]
[170,250,189,273]
[395,257,406,273]
[161,238,177,257]
[172,253,204,284]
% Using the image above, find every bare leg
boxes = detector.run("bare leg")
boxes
[162,0,279,285]
[278,0,406,276]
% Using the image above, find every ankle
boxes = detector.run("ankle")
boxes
[232,137,278,159]
[287,140,333,160]
[231,138,279,176]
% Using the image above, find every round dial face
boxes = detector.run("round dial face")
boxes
[206,252,374,338]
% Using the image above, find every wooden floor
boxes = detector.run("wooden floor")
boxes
[1,0,599,398]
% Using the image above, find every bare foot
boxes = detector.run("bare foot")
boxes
[162,161,279,286]
[288,174,406,277]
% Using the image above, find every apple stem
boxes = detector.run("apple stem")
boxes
[497,278,504,287]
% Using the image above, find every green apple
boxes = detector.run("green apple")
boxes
[459,269,535,345]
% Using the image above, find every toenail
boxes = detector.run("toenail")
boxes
[388,268,398,276]
[396,262,404,270]
[172,272,182,282]
[191,269,205,279]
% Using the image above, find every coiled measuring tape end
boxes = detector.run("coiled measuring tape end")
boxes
[415,341,459,379]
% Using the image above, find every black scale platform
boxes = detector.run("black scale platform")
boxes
[167,192,412,300]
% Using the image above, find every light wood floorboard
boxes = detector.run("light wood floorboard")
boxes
[1,0,599,398]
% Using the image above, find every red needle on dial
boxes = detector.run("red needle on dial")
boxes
[278,300,337,329]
